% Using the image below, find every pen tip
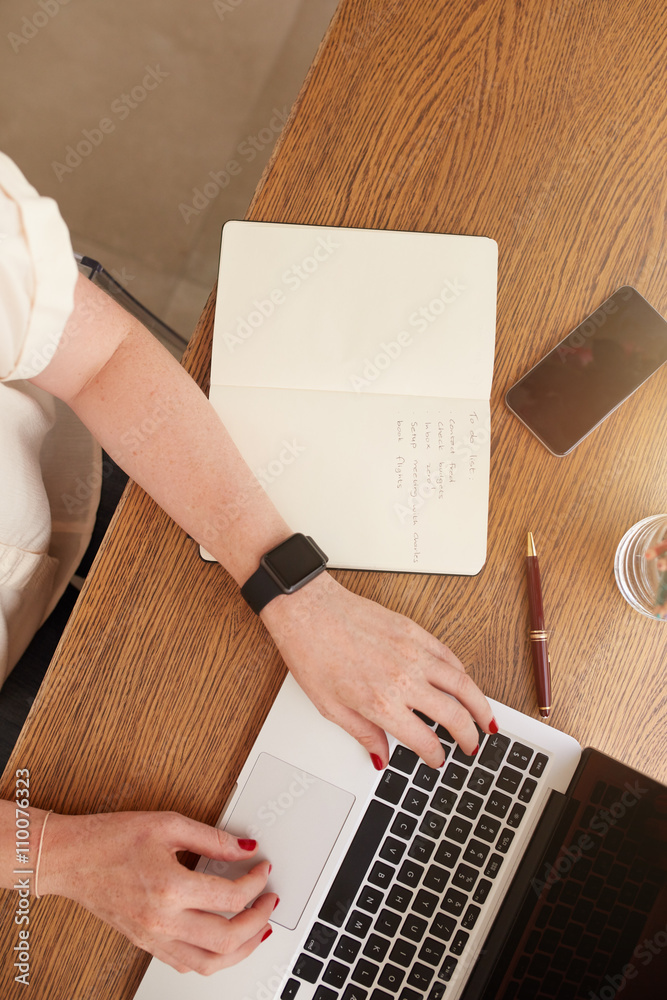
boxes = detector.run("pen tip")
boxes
[539,708,551,720]
[527,532,536,557]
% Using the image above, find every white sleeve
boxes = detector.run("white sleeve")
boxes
[0,151,78,381]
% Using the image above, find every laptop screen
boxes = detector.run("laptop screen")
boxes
[463,748,667,999]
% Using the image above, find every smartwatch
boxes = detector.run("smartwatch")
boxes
[241,533,329,614]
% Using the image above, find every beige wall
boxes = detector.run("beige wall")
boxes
[0,0,339,340]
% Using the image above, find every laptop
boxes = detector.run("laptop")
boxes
[134,674,667,1000]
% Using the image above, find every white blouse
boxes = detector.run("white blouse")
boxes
[0,152,100,686]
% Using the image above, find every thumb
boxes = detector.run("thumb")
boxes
[325,703,390,771]
[170,814,259,862]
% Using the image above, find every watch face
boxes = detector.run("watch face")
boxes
[265,533,326,590]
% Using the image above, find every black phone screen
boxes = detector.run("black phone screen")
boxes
[505,286,667,456]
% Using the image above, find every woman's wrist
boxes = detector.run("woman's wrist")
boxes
[259,570,337,638]
[32,810,81,899]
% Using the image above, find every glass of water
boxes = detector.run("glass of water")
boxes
[614,514,667,619]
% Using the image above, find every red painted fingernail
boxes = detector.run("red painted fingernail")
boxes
[489,718,499,734]
[261,928,272,942]
[268,864,272,875]
[370,754,384,771]
[472,744,479,756]
[273,897,280,910]
[238,838,257,851]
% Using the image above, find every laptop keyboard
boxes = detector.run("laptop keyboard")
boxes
[281,717,551,1000]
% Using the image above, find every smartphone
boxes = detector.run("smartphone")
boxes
[505,286,667,456]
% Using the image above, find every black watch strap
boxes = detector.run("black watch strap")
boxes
[241,533,328,614]
[240,568,284,615]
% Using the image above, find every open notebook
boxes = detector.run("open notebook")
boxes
[203,222,498,574]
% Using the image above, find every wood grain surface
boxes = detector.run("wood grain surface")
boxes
[1,1,666,997]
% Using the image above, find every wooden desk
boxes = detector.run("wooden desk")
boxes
[1,1,666,996]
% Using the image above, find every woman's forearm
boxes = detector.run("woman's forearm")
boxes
[31,276,290,586]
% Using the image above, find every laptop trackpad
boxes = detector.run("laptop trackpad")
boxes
[202,752,355,930]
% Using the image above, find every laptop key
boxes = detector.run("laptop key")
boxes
[387,885,413,912]
[463,838,490,866]
[445,816,473,843]
[414,764,439,791]
[401,914,428,942]
[427,984,446,1000]
[313,988,337,1000]
[407,962,435,989]
[487,790,512,818]
[390,746,420,774]
[432,839,460,871]
[281,979,300,1000]
[408,835,436,863]
[496,766,523,794]
[507,803,526,828]
[442,762,468,789]
[294,954,324,984]
[319,799,393,926]
[418,937,446,965]
[478,733,511,771]
[363,934,390,962]
[441,888,467,916]
[456,791,484,819]
[413,888,439,917]
[378,964,406,991]
[402,788,429,815]
[461,903,481,930]
[518,778,537,803]
[374,908,401,937]
[450,929,469,955]
[389,937,417,966]
[414,711,435,726]
[305,923,338,958]
[529,752,549,777]
[376,769,409,804]
[508,743,534,769]
[423,864,449,892]
[484,853,504,878]
[477,809,503,840]
[472,878,492,904]
[452,863,478,891]
[369,861,394,889]
[352,959,380,987]
[323,960,350,989]
[467,767,494,795]
[420,810,446,838]
[335,935,361,963]
[341,983,368,1000]
[430,788,458,814]
[439,955,458,981]
[342,987,368,1000]
[358,885,383,913]
[397,860,424,887]
[453,744,478,765]
[345,910,372,938]
[496,829,515,853]
[380,836,406,864]
[430,912,456,941]
[391,812,418,840]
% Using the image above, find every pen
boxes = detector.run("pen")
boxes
[526,532,552,719]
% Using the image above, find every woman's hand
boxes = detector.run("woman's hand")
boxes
[39,810,277,975]
[261,572,496,769]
